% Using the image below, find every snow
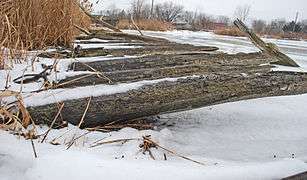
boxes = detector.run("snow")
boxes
[75,43,143,49]
[2,31,307,179]
[0,55,138,93]
[2,93,307,180]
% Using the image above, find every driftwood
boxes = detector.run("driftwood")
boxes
[63,53,271,88]
[234,19,300,67]
[29,30,307,128]
[29,70,307,127]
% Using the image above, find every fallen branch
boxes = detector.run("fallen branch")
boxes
[90,138,138,148]
[234,18,299,67]
[143,136,206,166]
[89,136,206,166]
[74,24,91,35]
[130,15,144,36]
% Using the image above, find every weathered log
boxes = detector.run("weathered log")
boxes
[234,19,300,67]
[71,52,270,72]
[62,52,272,88]
[28,71,307,128]
[60,64,272,88]
[38,48,109,58]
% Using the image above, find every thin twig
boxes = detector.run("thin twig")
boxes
[74,24,91,35]
[31,139,38,158]
[41,103,65,143]
[143,136,206,166]
[78,97,92,128]
[90,138,139,148]
[75,58,113,84]
[66,97,92,150]
[52,73,94,89]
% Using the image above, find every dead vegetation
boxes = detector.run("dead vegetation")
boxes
[90,135,206,165]
[0,0,90,50]
[0,0,91,69]
[214,26,246,37]
[117,19,174,31]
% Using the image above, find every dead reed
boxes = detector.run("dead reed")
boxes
[214,27,246,37]
[0,0,91,68]
[117,19,174,32]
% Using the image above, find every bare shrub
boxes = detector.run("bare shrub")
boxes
[234,5,251,22]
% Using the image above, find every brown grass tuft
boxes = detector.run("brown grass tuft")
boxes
[214,27,246,37]
[117,19,174,32]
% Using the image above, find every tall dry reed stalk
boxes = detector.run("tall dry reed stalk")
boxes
[0,0,91,68]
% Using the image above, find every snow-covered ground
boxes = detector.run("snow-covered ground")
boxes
[1,31,307,180]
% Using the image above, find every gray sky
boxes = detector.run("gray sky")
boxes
[93,0,307,21]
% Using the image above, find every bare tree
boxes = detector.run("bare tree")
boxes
[234,5,251,22]
[131,0,145,20]
[155,2,184,22]
[217,15,230,25]
[252,19,266,33]
[266,19,286,34]
[150,0,154,18]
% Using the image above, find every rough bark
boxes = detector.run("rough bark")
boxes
[29,71,307,128]
[62,52,272,88]
[71,52,269,72]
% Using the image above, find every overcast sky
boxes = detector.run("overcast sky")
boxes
[93,0,307,21]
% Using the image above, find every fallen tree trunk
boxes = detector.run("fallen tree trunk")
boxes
[28,71,307,127]
[234,19,300,67]
[60,64,271,88]
[71,52,269,72]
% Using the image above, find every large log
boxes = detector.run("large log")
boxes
[28,71,307,128]
[71,52,269,72]
[62,53,272,88]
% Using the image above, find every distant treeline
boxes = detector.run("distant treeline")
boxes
[100,0,307,39]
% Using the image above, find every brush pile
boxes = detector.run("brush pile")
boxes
[0,0,91,52]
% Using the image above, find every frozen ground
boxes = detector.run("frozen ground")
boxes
[1,31,307,179]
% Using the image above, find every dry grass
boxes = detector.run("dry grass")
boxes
[0,91,33,131]
[214,27,246,37]
[265,32,307,41]
[0,0,91,69]
[117,19,174,32]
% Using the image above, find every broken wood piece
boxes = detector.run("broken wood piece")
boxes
[131,15,144,36]
[234,18,300,67]
[74,24,91,35]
